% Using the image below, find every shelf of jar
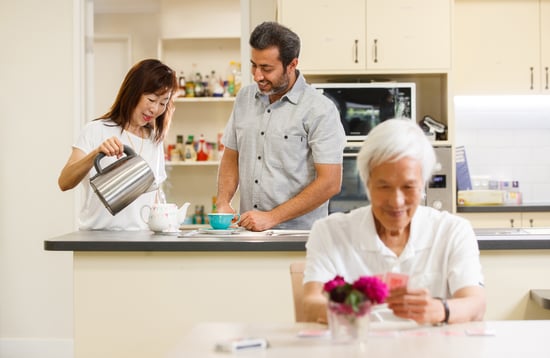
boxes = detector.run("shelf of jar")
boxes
[174,97,235,103]
[166,161,220,167]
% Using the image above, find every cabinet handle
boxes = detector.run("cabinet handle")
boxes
[354,39,358,64]
[545,67,549,90]
[510,218,514,228]
[373,39,378,63]
[530,67,534,90]
[529,218,534,227]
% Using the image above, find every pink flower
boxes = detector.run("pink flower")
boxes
[352,276,388,304]
[323,274,389,316]
[323,275,347,293]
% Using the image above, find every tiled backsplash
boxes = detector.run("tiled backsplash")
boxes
[454,96,550,203]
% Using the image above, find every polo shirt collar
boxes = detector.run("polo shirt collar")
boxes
[357,206,432,253]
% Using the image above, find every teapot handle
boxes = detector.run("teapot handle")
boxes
[93,145,136,174]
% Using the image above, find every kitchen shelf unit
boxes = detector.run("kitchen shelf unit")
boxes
[157,0,243,215]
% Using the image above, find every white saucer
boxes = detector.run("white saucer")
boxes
[198,228,239,235]
[153,230,181,236]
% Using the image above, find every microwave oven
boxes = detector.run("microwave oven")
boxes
[312,82,416,141]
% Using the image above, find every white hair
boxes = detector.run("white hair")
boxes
[357,118,436,198]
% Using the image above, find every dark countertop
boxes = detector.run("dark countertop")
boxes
[457,204,550,213]
[43,230,307,252]
[44,228,550,252]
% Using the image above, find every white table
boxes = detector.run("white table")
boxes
[166,320,550,357]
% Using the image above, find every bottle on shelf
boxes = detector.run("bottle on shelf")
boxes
[184,135,197,161]
[211,196,217,213]
[196,134,209,161]
[194,72,205,97]
[226,61,235,96]
[178,71,186,97]
[209,70,224,97]
[172,134,184,162]
[233,62,242,95]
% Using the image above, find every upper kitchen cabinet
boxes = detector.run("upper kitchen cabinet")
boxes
[454,0,550,95]
[277,0,451,74]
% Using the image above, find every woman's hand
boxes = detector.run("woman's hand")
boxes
[98,136,125,158]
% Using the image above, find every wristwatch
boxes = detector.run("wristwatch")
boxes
[434,297,450,325]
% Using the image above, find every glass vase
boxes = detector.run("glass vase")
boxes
[327,301,371,344]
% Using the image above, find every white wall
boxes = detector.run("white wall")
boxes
[0,0,77,357]
[455,95,550,203]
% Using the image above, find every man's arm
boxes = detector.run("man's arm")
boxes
[216,148,239,213]
[303,281,329,323]
[238,162,342,231]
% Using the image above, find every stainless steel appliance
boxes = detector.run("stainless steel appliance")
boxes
[312,82,416,142]
[425,145,453,212]
[329,144,453,214]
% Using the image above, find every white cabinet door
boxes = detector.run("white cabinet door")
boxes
[365,0,451,71]
[278,0,366,72]
[453,0,540,95]
[279,0,450,73]
[458,212,522,229]
[522,212,550,227]
[541,0,550,93]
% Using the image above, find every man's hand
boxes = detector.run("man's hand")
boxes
[385,287,444,325]
[238,211,277,232]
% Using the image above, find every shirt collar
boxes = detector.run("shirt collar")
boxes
[358,206,432,253]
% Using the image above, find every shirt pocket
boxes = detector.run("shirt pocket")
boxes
[266,134,306,169]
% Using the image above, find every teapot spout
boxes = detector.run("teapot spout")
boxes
[178,202,191,223]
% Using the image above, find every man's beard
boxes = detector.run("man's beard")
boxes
[258,72,290,96]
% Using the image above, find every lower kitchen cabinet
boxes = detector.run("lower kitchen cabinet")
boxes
[459,212,550,228]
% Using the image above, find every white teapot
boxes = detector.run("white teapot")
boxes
[141,202,190,233]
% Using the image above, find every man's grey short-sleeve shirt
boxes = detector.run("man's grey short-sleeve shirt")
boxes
[222,72,346,229]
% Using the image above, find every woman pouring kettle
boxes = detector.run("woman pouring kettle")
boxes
[58,59,178,230]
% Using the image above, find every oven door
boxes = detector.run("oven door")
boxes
[328,145,369,214]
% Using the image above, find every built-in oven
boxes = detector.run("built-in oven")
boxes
[328,142,368,214]
[328,143,453,214]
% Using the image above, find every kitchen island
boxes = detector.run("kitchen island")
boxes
[45,230,550,358]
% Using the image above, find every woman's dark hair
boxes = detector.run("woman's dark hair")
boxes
[98,58,178,143]
[249,21,300,69]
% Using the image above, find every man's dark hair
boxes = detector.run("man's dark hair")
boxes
[249,21,300,68]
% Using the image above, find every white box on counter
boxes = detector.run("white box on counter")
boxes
[457,190,504,206]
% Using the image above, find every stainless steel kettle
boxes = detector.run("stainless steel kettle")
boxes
[90,145,155,215]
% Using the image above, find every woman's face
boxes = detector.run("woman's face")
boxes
[132,91,171,127]
[367,157,424,234]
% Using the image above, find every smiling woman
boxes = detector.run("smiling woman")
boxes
[57,58,179,231]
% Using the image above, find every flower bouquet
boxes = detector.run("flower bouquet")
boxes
[323,275,388,343]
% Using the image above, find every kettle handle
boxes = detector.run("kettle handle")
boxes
[93,145,137,174]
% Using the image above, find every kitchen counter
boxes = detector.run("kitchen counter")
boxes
[457,204,550,213]
[44,228,550,251]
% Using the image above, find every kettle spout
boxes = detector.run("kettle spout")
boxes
[178,202,191,223]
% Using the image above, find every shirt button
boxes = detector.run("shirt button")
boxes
[254,179,259,184]
[261,131,265,135]
[267,109,271,113]
[254,204,258,208]
[284,135,288,139]
[257,156,261,160]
